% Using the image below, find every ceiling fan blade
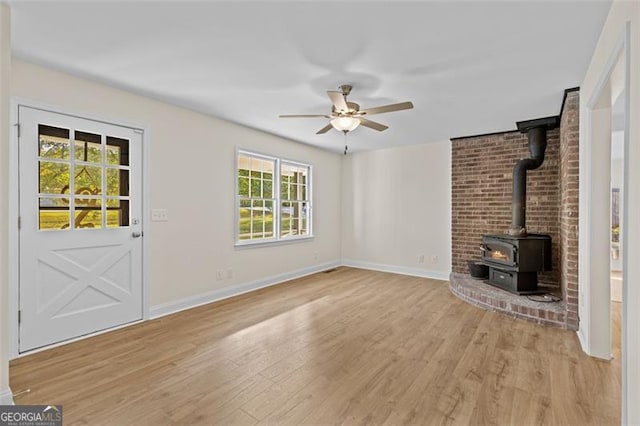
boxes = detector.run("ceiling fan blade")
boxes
[360,101,414,116]
[327,91,349,113]
[316,123,334,134]
[358,118,388,131]
[279,114,330,118]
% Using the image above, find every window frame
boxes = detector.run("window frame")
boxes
[235,149,313,247]
[37,124,132,231]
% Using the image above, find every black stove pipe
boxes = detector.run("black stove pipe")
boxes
[509,117,559,237]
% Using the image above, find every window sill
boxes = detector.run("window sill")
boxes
[234,235,315,249]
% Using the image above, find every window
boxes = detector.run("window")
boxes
[38,124,130,230]
[612,188,620,242]
[236,150,312,244]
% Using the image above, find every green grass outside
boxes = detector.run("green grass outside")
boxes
[239,208,306,239]
[39,210,122,230]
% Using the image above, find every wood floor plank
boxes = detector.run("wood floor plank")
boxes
[10,267,621,425]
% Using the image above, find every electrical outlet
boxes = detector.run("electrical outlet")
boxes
[418,254,425,264]
[314,252,319,260]
[216,270,224,281]
[151,209,169,222]
[431,255,439,264]
[226,268,233,279]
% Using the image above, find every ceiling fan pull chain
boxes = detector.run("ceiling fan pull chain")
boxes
[344,130,348,155]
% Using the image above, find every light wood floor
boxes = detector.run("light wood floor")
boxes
[10,267,621,425]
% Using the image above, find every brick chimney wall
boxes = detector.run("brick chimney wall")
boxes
[451,129,561,290]
[559,90,580,329]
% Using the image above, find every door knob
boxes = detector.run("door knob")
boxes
[132,232,142,238]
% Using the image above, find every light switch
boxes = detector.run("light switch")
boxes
[151,209,169,222]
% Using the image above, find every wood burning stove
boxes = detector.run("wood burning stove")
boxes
[480,234,551,294]
[479,116,557,294]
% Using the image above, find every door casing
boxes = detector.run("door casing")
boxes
[8,98,151,358]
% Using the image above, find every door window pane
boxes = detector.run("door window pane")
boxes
[39,198,70,230]
[106,168,129,197]
[75,131,102,163]
[74,198,102,229]
[39,125,70,160]
[106,199,130,228]
[106,136,129,166]
[39,161,70,195]
[75,165,102,196]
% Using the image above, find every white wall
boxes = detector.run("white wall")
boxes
[341,141,451,280]
[579,0,640,422]
[11,59,343,311]
[0,2,12,405]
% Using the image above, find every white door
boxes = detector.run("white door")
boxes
[18,106,143,352]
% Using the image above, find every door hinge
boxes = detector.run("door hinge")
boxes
[18,216,21,230]
[15,123,20,138]
[18,310,21,324]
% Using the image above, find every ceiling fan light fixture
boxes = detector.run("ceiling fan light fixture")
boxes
[330,116,360,132]
[280,85,413,137]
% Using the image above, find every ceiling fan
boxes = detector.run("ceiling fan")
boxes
[279,84,414,135]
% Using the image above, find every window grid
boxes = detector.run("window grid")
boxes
[38,125,131,231]
[236,151,311,244]
[280,162,310,239]
[237,154,276,241]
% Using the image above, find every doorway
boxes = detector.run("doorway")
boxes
[17,105,144,353]
[610,90,625,368]
[580,22,630,422]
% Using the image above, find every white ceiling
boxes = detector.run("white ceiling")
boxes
[10,1,611,153]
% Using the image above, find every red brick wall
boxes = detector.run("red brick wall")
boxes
[450,89,580,330]
[451,129,561,290]
[559,90,580,329]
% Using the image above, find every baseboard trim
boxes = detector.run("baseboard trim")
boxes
[577,327,588,354]
[576,327,611,360]
[150,260,342,319]
[341,259,450,281]
[0,387,14,405]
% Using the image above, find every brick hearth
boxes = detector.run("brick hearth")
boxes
[449,273,568,328]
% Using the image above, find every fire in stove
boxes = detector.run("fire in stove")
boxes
[491,250,507,261]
